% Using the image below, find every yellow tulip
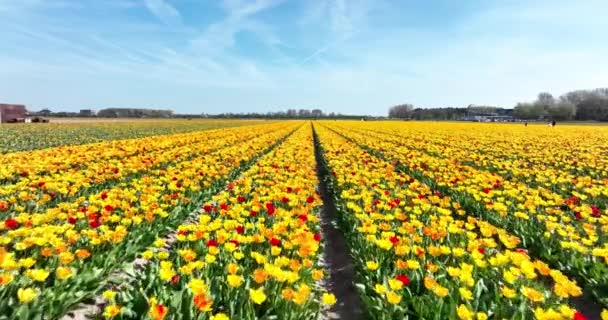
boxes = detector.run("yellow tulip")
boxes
[17,287,37,303]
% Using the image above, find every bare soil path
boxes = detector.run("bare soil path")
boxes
[313,124,365,320]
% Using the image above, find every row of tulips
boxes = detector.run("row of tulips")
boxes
[102,123,334,319]
[347,122,608,178]
[313,124,606,320]
[0,120,251,154]
[337,122,607,218]
[0,121,265,184]
[0,123,298,319]
[344,123,608,210]
[1,123,292,237]
[323,122,608,306]
[0,123,291,215]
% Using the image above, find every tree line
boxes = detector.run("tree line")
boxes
[196,109,377,120]
[31,108,174,118]
[514,88,608,121]
[388,88,608,121]
[389,104,513,121]
[31,107,379,120]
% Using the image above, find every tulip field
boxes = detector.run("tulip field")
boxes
[0,120,253,153]
[1,120,607,319]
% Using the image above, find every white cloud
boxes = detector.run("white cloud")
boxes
[301,0,373,37]
[190,0,283,54]
[298,0,373,63]
[143,0,182,26]
[329,0,352,37]
[222,0,284,20]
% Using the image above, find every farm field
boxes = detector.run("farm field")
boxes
[1,120,607,319]
[0,120,260,153]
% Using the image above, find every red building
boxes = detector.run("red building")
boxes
[0,104,27,123]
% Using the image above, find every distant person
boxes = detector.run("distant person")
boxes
[552,120,556,127]
[524,121,528,127]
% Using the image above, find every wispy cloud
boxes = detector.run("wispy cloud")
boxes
[329,0,353,37]
[303,0,373,36]
[299,0,373,63]
[221,0,284,19]
[190,0,283,54]
[143,0,182,27]
[300,36,341,64]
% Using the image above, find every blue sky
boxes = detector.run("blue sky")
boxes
[1,0,607,115]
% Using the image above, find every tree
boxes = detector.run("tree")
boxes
[467,105,497,115]
[549,99,576,120]
[38,108,52,116]
[513,103,532,119]
[388,104,414,119]
[576,96,608,121]
[298,109,311,117]
[311,109,323,118]
[562,90,592,106]
[516,88,608,121]
[537,92,555,109]
[592,88,608,98]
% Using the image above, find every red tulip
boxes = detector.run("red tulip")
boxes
[266,203,275,215]
[236,225,245,234]
[4,219,19,230]
[396,274,410,286]
[269,237,281,246]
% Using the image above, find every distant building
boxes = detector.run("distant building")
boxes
[80,109,95,116]
[0,104,27,123]
[463,105,514,122]
[465,115,515,122]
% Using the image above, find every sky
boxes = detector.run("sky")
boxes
[1,0,607,116]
